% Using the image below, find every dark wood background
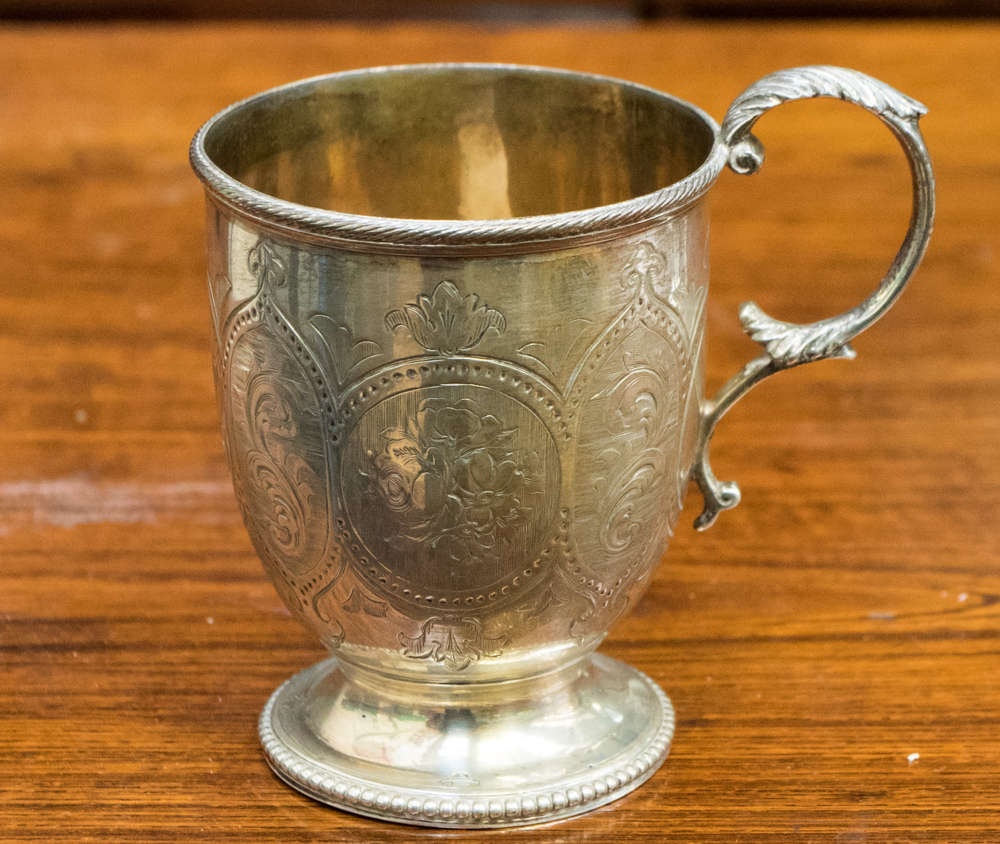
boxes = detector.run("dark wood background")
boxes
[1,18,998,844]
[0,0,996,21]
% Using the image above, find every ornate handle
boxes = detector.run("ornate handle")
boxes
[692,66,935,530]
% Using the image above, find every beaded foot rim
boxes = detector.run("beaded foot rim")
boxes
[258,661,675,828]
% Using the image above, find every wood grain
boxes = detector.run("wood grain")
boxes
[1,21,998,843]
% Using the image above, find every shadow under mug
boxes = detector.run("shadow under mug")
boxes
[190,63,933,828]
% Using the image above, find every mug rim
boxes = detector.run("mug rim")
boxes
[189,63,727,251]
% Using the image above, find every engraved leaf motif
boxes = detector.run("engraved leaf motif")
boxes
[740,301,857,367]
[248,238,286,288]
[385,281,506,356]
[309,314,382,387]
[515,581,566,620]
[341,587,389,618]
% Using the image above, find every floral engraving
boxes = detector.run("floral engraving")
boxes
[363,397,539,567]
[385,281,506,356]
[399,616,508,671]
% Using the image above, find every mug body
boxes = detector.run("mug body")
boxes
[206,208,710,680]
[192,63,725,825]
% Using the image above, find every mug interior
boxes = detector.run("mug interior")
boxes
[202,65,717,222]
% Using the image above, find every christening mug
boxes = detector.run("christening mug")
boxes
[190,63,933,827]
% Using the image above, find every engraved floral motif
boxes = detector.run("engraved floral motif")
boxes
[385,281,506,356]
[363,397,539,567]
[398,615,508,671]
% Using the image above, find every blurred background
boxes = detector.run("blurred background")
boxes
[0,0,994,23]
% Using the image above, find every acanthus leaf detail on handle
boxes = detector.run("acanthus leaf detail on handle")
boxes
[693,66,935,530]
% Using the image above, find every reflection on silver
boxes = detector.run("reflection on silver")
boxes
[191,63,933,827]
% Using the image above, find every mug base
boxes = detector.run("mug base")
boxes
[259,652,674,828]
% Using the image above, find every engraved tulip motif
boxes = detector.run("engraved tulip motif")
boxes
[385,281,506,356]
[398,615,508,672]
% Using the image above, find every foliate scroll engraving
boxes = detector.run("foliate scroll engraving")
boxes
[593,352,675,556]
[398,616,509,671]
[596,443,667,557]
[621,241,667,292]
[593,348,679,553]
[563,240,701,634]
[244,361,317,558]
[385,281,506,355]
[224,309,330,580]
[623,241,706,342]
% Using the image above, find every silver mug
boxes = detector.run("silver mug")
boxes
[190,64,933,828]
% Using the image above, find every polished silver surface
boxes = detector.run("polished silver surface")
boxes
[190,63,934,827]
[261,653,674,828]
[691,66,936,529]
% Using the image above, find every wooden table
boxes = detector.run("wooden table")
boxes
[1,20,997,843]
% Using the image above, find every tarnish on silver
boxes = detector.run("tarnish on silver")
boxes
[692,66,936,530]
[191,63,932,828]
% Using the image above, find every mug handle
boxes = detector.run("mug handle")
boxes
[692,65,935,530]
